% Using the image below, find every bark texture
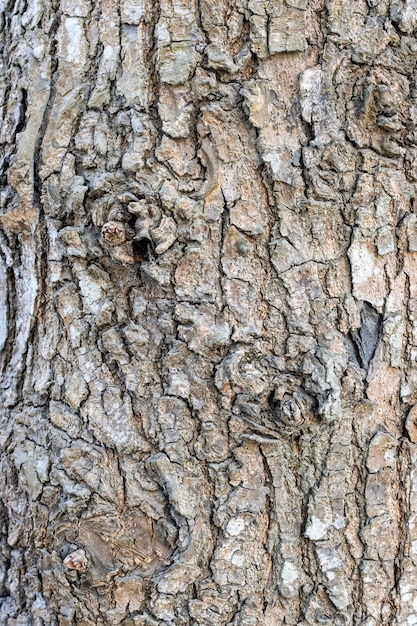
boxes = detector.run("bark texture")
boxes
[1,0,417,624]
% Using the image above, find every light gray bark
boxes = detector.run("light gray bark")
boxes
[1,0,417,624]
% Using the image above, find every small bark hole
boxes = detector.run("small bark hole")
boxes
[133,238,152,262]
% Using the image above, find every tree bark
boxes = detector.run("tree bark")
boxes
[1,0,417,624]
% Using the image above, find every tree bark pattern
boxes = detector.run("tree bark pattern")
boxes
[1,0,417,624]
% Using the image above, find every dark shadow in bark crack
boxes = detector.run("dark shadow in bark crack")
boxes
[349,301,382,369]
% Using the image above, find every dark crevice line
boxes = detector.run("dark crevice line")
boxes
[0,232,16,381]
[14,88,28,138]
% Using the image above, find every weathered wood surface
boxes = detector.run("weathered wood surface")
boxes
[1,0,417,624]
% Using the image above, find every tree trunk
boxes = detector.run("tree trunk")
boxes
[1,0,417,624]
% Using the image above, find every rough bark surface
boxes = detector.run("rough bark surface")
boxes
[1,0,417,624]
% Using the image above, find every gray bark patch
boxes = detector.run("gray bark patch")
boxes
[350,302,382,369]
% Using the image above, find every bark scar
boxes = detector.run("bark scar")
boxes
[190,137,219,200]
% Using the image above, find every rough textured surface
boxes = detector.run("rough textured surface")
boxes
[1,0,417,624]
